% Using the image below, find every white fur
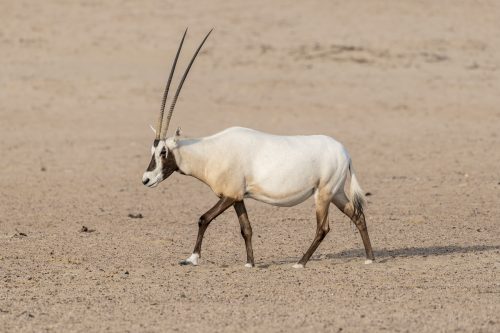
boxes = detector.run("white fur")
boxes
[161,127,355,206]
[143,127,368,267]
[184,253,199,265]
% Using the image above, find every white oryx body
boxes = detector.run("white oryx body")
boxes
[163,127,356,207]
[141,29,374,268]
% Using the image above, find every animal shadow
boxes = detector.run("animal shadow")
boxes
[260,244,499,267]
[326,244,500,263]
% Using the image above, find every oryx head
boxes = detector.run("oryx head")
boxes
[142,28,212,188]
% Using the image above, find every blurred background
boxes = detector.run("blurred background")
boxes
[1,1,499,332]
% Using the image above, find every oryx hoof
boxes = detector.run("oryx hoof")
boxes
[364,259,374,265]
[179,253,199,266]
[292,263,304,269]
[244,263,254,268]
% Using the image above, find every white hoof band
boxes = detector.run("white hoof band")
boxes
[244,263,253,268]
[364,259,373,265]
[180,253,199,266]
[292,263,304,269]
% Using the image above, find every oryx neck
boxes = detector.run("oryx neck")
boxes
[170,137,209,181]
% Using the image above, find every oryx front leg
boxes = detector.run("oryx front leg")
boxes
[234,200,255,267]
[294,193,331,268]
[179,196,235,266]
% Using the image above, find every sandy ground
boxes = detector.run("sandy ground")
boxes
[1,0,499,332]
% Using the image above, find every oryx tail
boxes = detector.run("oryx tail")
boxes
[349,162,366,219]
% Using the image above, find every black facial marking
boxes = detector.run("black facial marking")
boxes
[146,140,159,172]
[161,148,179,179]
[146,153,156,172]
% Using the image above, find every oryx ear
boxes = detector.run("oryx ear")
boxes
[174,127,182,142]
[149,124,157,135]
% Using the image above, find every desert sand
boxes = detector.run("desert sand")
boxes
[1,1,499,332]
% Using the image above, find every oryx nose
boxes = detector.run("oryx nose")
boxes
[142,178,150,185]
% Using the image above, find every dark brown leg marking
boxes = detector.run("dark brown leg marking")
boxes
[297,200,330,267]
[352,212,375,261]
[333,194,375,261]
[182,197,235,264]
[234,200,255,267]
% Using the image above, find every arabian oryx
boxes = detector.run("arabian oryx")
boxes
[142,29,375,268]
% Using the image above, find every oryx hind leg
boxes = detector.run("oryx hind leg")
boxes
[332,192,375,263]
[294,191,331,268]
[234,200,255,267]
[180,196,235,266]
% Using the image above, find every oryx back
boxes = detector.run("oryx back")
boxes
[177,127,351,206]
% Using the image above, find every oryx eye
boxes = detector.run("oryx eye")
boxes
[160,148,167,157]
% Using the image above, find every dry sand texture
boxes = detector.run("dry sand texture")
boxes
[1,0,499,332]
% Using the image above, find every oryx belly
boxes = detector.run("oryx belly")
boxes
[245,185,315,207]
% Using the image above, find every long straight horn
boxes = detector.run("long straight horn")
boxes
[155,28,188,140]
[161,29,213,139]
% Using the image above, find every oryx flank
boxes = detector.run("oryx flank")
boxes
[142,29,375,268]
